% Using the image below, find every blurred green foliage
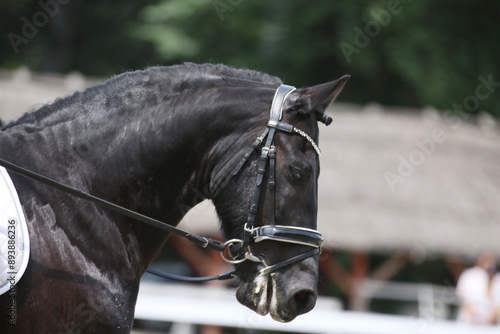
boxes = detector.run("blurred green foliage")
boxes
[1,0,499,116]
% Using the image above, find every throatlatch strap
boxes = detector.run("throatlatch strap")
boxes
[211,127,270,199]
[243,145,269,246]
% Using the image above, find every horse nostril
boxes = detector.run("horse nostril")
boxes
[293,289,316,314]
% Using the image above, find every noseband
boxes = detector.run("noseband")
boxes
[0,84,325,282]
[215,85,324,278]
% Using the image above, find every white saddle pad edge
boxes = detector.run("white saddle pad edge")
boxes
[0,166,30,295]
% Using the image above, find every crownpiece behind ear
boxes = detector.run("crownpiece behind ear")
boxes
[320,113,333,126]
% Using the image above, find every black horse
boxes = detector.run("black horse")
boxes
[0,63,348,333]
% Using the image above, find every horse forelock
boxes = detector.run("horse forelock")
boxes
[3,63,282,130]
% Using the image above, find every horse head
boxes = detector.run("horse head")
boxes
[212,75,349,322]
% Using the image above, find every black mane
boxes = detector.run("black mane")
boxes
[3,63,282,130]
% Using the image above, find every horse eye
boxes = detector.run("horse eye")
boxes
[300,137,314,154]
[288,164,312,182]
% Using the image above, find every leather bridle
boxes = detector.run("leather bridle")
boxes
[211,84,324,279]
[0,84,326,282]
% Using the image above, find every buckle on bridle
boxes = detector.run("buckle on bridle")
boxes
[243,222,256,234]
[267,120,278,127]
[221,239,246,264]
[261,146,270,157]
[221,238,263,264]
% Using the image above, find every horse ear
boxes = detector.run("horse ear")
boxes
[300,75,350,125]
[282,75,350,124]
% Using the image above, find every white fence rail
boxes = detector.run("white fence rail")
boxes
[135,282,499,334]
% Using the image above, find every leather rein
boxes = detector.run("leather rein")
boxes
[0,84,325,282]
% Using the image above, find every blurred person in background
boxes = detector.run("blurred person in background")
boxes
[456,252,500,325]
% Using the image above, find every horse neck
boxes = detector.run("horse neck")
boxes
[91,86,272,266]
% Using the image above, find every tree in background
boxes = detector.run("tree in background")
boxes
[1,0,499,117]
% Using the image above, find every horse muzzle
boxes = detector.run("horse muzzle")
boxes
[236,256,318,322]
